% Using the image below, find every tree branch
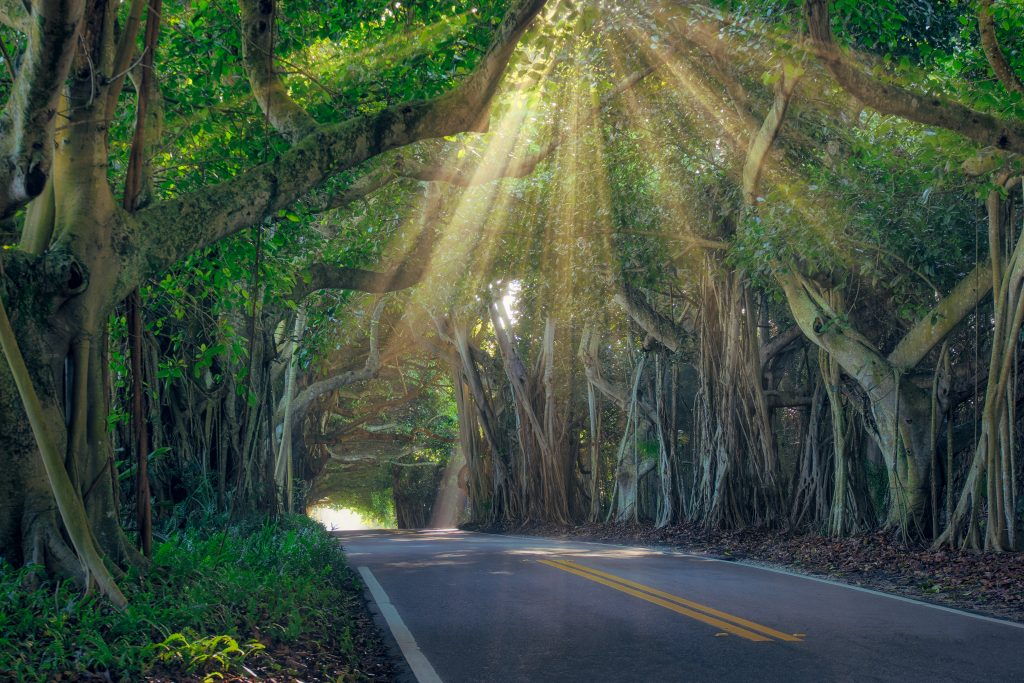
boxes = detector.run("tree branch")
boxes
[282,297,386,425]
[130,0,546,285]
[887,262,993,371]
[978,0,1024,96]
[395,62,661,187]
[312,390,427,443]
[612,281,692,352]
[103,0,146,120]
[760,325,803,365]
[0,0,29,32]
[766,390,811,408]
[0,0,84,218]
[292,192,441,301]
[775,268,893,397]
[298,257,426,300]
[297,229,435,300]
[578,327,658,423]
[309,160,401,214]
[742,66,801,203]
[237,0,317,143]
[308,61,661,214]
[804,0,1024,154]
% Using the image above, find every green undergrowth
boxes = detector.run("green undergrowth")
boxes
[0,515,365,682]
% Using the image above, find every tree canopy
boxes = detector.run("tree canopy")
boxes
[1,0,1024,613]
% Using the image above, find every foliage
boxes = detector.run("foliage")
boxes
[0,516,364,681]
[150,633,265,681]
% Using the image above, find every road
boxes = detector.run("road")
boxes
[336,529,1024,682]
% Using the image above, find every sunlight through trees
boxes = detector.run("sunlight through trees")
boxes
[1,0,1024,621]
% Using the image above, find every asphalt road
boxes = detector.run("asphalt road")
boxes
[336,529,1024,682]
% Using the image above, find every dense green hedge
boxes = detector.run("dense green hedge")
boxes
[0,516,364,681]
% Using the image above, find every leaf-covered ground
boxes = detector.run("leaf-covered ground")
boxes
[136,588,394,683]
[468,521,1024,623]
[144,576,396,683]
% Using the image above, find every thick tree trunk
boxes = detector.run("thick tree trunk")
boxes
[606,354,653,523]
[429,443,469,528]
[0,18,149,583]
[0,335,83,579]
[451,367,494,524]
[438,315,519,524]
[0,255,138,594]
[777,271,936,536]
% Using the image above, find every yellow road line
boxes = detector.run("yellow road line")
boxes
[538,559,772,642]
[540,558,802,643]
[555,558,802,643]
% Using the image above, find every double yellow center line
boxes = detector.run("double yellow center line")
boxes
[539,558,802,643]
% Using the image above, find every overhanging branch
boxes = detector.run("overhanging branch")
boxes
[395,62,661,188]
[237,0,318,143]
[978,0,1024,96]
[129,0,547,287]
[613,281,691,352]
[887,262,993,371]
[804,0,1024,154]
[278,297,387,427]
[761,325,803,365]
[310,61,662,214]
[292,191,442,301]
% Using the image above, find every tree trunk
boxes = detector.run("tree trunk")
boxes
[777,270,936,537]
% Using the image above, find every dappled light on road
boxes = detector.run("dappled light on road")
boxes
[505,546,658,560]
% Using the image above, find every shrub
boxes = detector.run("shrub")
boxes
[0,515,363,681]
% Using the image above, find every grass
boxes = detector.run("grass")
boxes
[0,515,376,682]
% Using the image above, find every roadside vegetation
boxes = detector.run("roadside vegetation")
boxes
[0,516,391,682]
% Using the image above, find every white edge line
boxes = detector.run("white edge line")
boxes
[358,566,444,683]
[721,560,1024,630]
[489,531,1024,630]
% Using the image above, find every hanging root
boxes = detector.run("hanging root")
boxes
[692,270,782,529]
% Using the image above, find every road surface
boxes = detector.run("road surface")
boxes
[336,529,1024,682]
